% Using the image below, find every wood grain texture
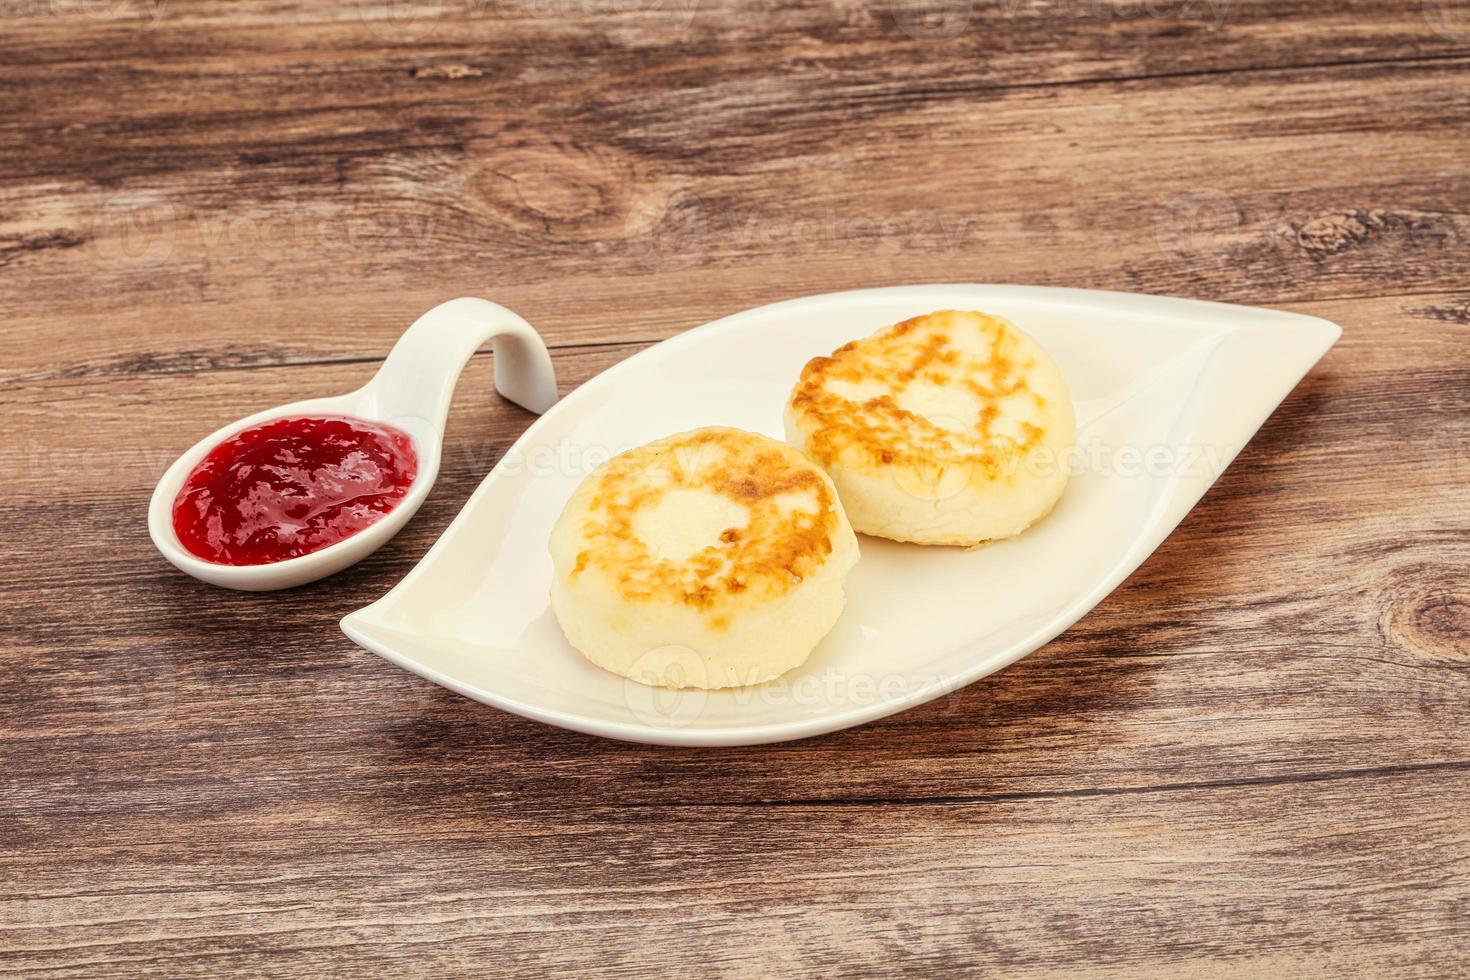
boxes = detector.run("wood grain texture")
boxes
[3,4,1470,382]
[4,770,1468,977]
[1,0,1468,975]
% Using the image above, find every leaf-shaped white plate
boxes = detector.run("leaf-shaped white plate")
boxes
[342,285,1340,745]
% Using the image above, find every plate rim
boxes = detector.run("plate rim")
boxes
[342,283,1342,746]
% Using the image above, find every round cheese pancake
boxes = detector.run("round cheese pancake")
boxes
[549,427,859,690]
[785,310,1075,546]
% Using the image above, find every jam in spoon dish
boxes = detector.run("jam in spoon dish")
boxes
[149,297,558,591]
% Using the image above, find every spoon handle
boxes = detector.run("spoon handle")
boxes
[367,297,559,425]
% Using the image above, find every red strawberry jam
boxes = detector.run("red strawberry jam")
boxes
[172,416,417,566]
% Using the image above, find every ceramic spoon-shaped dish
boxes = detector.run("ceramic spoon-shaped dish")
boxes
[341,285,1341,746]
[149,297,558,591]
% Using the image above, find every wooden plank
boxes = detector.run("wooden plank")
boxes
[2,4,1467,973]
[2,38,1468,382]
[1,0,1461,78]
[2,767,1466,976]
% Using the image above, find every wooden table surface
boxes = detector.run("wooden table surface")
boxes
[3,0,1468,975]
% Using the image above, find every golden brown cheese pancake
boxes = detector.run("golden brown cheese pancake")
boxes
[549,427,859,689]
[785,310,1075,546]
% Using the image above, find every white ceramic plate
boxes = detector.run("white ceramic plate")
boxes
[342,285,1340,745]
